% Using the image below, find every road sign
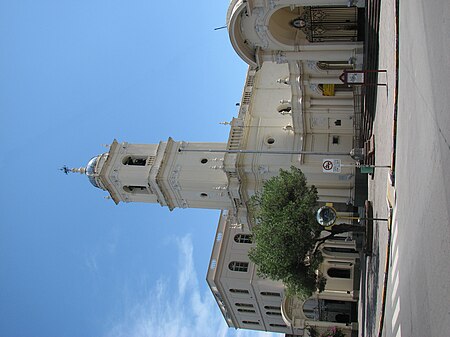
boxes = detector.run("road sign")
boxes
[339,69,387,86]
[340,71,365,84]
[322,159,342,173]
[322,84,335,96]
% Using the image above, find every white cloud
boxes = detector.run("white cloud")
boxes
[104,234,281,337]
[83,225,120,274]
[177,235,196,296]
[84,252,98,273]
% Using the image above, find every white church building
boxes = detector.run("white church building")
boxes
[75,1,366,336]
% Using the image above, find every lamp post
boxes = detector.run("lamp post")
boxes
[316,205,388,228]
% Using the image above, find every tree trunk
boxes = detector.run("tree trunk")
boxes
[331,223,366,234]
[313,223,365,254]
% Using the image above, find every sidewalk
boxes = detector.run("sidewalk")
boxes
[358,0,399,336]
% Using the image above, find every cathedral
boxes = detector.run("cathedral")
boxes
[74,1,366,336]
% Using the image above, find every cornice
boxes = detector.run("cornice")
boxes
[154,138,176,211]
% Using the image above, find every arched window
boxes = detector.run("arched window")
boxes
[277,103,292,115]
[323,247,357,254]
[302,298,319,320]
[230,289,249,294]
[123,186,149,194]
[303,298,354,322]
[327,268,351,279]
[317,61,353,71]
[228,261,249,272]
[122,156,147,166]
[234,234,252,244]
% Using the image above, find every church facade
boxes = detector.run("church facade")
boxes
[78,1,366,336]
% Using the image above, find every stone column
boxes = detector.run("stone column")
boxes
[264,50,355,63]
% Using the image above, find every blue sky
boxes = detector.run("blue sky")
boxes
[0,1,281,337]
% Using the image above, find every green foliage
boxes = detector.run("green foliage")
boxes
[307,326,320,337]
[306,326,346,337]
[248,167,323,299]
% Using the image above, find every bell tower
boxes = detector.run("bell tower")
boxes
[78,138,232,211]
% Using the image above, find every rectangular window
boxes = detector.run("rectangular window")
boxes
[242,320,259,325]
[236,303,254,308]
[238,308,256,313]
[260,291,281,297]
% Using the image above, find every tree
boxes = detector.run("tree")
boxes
[248,167,364,299]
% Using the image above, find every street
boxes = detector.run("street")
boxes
[365,0,450,336]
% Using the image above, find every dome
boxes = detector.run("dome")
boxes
[85,156,103,189]
[227,0,257,66]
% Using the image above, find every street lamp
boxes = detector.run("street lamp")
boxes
[316,205,388,227]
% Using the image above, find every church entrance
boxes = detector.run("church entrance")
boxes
[302,298,358,324]
[291,6,365,43]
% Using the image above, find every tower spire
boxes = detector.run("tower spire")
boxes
[60,165,86,175]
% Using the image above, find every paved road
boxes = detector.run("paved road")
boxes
[369,1,450,337]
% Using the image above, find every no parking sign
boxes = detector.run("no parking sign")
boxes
[322,159,342,173]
